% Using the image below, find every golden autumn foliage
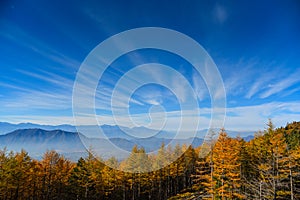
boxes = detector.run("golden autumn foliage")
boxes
[0,121,299,200]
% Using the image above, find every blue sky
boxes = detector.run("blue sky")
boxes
[0,0,300,131]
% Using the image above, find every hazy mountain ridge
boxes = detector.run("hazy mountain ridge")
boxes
[0,129,86,158]
[0,122,254,160]
[0,122,174,139]
[0,122,255,139]
[0,128,204,160]
[0,122,76,134]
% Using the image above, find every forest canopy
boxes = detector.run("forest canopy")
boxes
[0,121,300,200]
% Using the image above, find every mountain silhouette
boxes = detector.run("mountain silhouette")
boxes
[0,128,204,160]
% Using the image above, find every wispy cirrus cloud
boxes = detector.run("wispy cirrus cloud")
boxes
[281,86,300,97]
[222,59,299,100]
[0,66,75,112]
[3,102,299,135]
[0,82,71,110]
[223,59,257,96]
[245,66,280,99]
[0,21,81,71]
[260,69,300,98]
[192,70,208,101]
[0,72,73,112]
[16,69,74,90]
[224,102,300,131]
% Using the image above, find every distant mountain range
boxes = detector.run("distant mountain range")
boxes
[0,129,86,158]
[0,122,76,134]
[0,122,254,139]
[0,122,254,160]
[0,122,174,139]
[0,128,204,161]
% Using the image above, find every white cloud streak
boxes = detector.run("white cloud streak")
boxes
[3,102,299,134]
[245,69,278,99]
[260,69,300,98]
[0,23,81,71]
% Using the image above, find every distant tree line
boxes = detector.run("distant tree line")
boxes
[0,121,299,200]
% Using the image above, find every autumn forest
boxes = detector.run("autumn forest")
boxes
[0,121,300,200]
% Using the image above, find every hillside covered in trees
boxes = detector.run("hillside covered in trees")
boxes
[0,121,299,200]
